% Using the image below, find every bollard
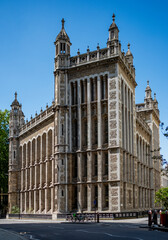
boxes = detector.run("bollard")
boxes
[97,212,99,223]
[159,210,162,225]
[148,210,152,226]
[153,210,157,225]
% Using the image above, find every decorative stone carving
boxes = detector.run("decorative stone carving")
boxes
[110,102,116,110]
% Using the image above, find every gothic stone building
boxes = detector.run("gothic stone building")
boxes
[8,16,161,218]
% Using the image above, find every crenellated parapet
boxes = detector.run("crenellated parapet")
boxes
[136,112,152,136]
[69,47,135,80]
[19,104,54,137]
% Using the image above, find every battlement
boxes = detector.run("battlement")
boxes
[69,47,135,79]
[19,104,54,136]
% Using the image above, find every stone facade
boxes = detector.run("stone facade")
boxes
[8,16,161,218]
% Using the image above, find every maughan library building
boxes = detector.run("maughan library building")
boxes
[8,15,161,219]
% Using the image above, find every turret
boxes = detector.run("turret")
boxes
[153,93,158,109]
[144,81,153,109]
[107,14,119,54]
[8,92,24,213]
[9,92,24,170]
[54,18,71,69]
[126,43,133,66]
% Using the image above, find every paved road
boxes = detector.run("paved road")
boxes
[0,218,167,240]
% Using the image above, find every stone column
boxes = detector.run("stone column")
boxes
[87,78,91,149]
[77,80,81,150]
[39,136,43,213]
[98,151,102,182]
[45,133,48,213]
[97,75,102,149]
[103,77,106,100]
[78,184,82,213]
[29,141,32,211]
[51,130,55,212]
[34,138,37,212]
[87,184,92,211]
[87,152,92,182]
[98,183,102,211]
[123,82,126,149]
[25,144,28,212]
[20,191,23,213]
[84,79,87,103]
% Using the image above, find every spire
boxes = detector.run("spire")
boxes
[154,93,156,100]
[126,43,132,56]
[61,18,65,29]
[112,13,115,22]
[146,80,151,91]
[11,92,20,107]
[107,13,119,47]
[15,92,17,100]
[55,18,71,43]
[126,43,133,65]
[145,80,152,99]
[109,13,118,30]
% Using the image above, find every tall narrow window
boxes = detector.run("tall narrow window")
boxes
[14,150,16,159]
[104,153,108,176]
[105,185,109,208]
[103,117,108,144]
[94,185,98,208]
[81,81,84,103]
[82,120,87,147]
[72,155,77,178]
[92,118,97,145]
[91,79,94,101]
[83,154,87,177]
[83,186,87,209]
[72,186,77,210]
[101,77,104,99]
[71,83,74,105]
[93,154,98,177]
[62,124,64,135]
[72,119,78,148]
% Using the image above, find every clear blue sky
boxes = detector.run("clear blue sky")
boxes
[0,0,168,160]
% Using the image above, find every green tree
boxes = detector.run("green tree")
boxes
[155,187,168,210]
[160,122,168,176]
[0,109,9,194]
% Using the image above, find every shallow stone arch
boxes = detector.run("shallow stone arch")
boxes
[22,143,26,168]
[42,132,47,162]
[37,135,41,163]
[48,129,53,159]
[27,141,31,167]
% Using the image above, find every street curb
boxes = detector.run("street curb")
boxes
[139,225,168,232]
[0,228,27,240]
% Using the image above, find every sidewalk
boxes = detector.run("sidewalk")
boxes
[0,228,27,240]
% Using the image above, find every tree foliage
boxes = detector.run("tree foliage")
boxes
[155,187,168,210]
[0,109,9,193]
[156,122,168,176]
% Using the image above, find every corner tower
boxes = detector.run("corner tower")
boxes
[8,92,24,212]
[53,19,71,216]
